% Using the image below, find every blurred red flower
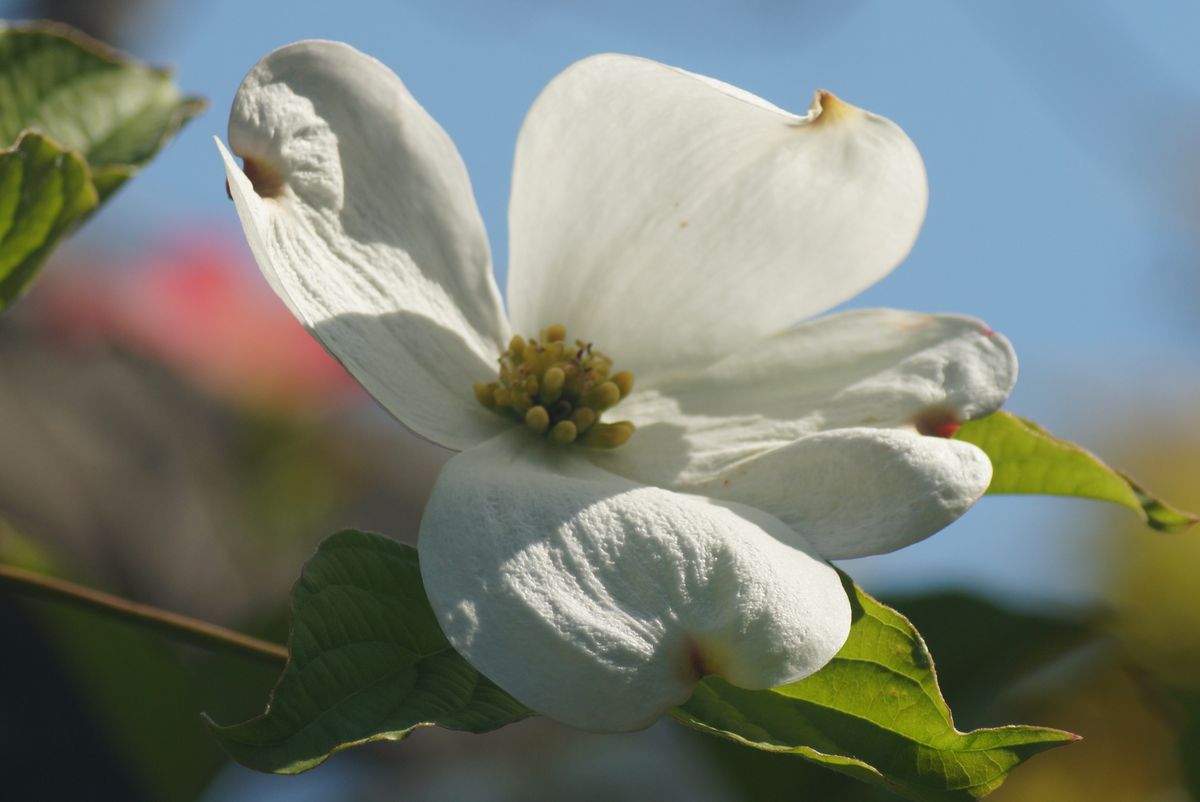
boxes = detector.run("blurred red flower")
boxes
[35,229,364,413]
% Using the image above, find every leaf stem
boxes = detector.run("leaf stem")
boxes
[0,562,288,666]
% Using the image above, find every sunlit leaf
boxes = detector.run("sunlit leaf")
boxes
[955,411,1197,531]
[673,577,1077,802]
[0,22,203,308]
[0,132,97,306]
[205,530,532,774]
[0,23,203,194]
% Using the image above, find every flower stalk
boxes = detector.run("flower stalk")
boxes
[0,562,287,666]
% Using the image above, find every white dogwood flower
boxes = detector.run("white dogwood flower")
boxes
[218,41,1016,733]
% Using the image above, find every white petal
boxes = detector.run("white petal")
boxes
[507,54,927,380]
[599,309,1014,480]
[689,428,992,560]
[592,309,1014,558]
[221,41,509,450]
[419,430,851,732]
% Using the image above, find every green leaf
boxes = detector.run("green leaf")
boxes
[955,411,1197,531]
[672,577,1077,802]
[0,23,204,192]
[204,530,532,774]
[0,132,98,305]
[883,590,1093,731]
[0,22,203,308]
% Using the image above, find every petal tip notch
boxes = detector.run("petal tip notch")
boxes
[214,137,283,201]
[809,89,861,126]
[915,406,962,439]
[682,635,725,682]
[240,155,285,199]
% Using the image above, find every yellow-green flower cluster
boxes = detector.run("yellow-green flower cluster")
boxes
[475,324,635,447]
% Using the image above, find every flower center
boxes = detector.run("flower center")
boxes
[474,324,635,448]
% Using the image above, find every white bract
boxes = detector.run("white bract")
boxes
[218,41,1017,732]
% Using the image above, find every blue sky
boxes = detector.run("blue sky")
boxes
[27,0,1200,604]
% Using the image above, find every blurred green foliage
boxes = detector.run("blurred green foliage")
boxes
[0,22,201,308]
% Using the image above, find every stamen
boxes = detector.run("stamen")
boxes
[585,381,621,411]
[551,420,578,445]
[570,408,596,433]
[540,367,565,403]
[611,371,635,398]
[525,405,550,434]
[474,323,636,448]
[583,421,636,449]
[473,383,495,408]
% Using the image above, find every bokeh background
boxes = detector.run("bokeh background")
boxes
[1,1,1198,800]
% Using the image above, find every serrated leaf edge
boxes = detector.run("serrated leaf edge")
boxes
[674,579,1080,800]
[202,530,532,775]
